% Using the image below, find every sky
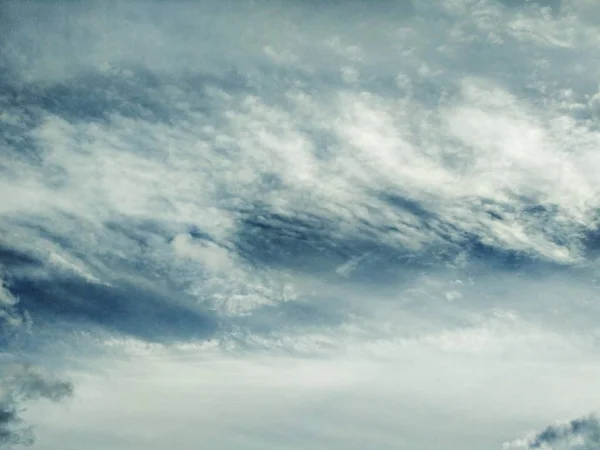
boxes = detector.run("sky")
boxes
[1,0,600,449]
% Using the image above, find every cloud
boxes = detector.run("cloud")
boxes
[0,365,73,449]
[2,0,600,449]
[0,272,31,336]
[503,415,600,449]
[0,276,21,330]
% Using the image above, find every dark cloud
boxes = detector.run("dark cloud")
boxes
[504,415,600,449]
[0,365,73,449]
[0,215,218,345]
[14,367,74,403]
[235,203,567,284]
[0,405,35,449]
[7,273,219,343]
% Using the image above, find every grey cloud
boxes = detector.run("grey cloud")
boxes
[14,366,74,403]
[503,415,600,449]
[6,269,219,343]
[0,365,73,449]
[3,0,600,449]
[0,405,34,449]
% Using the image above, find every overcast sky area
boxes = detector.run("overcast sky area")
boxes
[1,0,600,449]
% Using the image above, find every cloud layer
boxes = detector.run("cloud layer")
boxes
[2,0,600,448]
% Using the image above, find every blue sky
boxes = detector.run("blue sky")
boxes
[1,0,600,449]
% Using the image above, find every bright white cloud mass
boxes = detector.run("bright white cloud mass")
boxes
[1,0,600,449]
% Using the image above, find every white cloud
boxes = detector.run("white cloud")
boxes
[0,274,27,329]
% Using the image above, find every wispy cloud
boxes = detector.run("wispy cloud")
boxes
[2,0,600,448]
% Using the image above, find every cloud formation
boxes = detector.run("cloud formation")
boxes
[0,365,73,449]
[0,275,25,332]
[503,415,600,449]
[1,0,600,449]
